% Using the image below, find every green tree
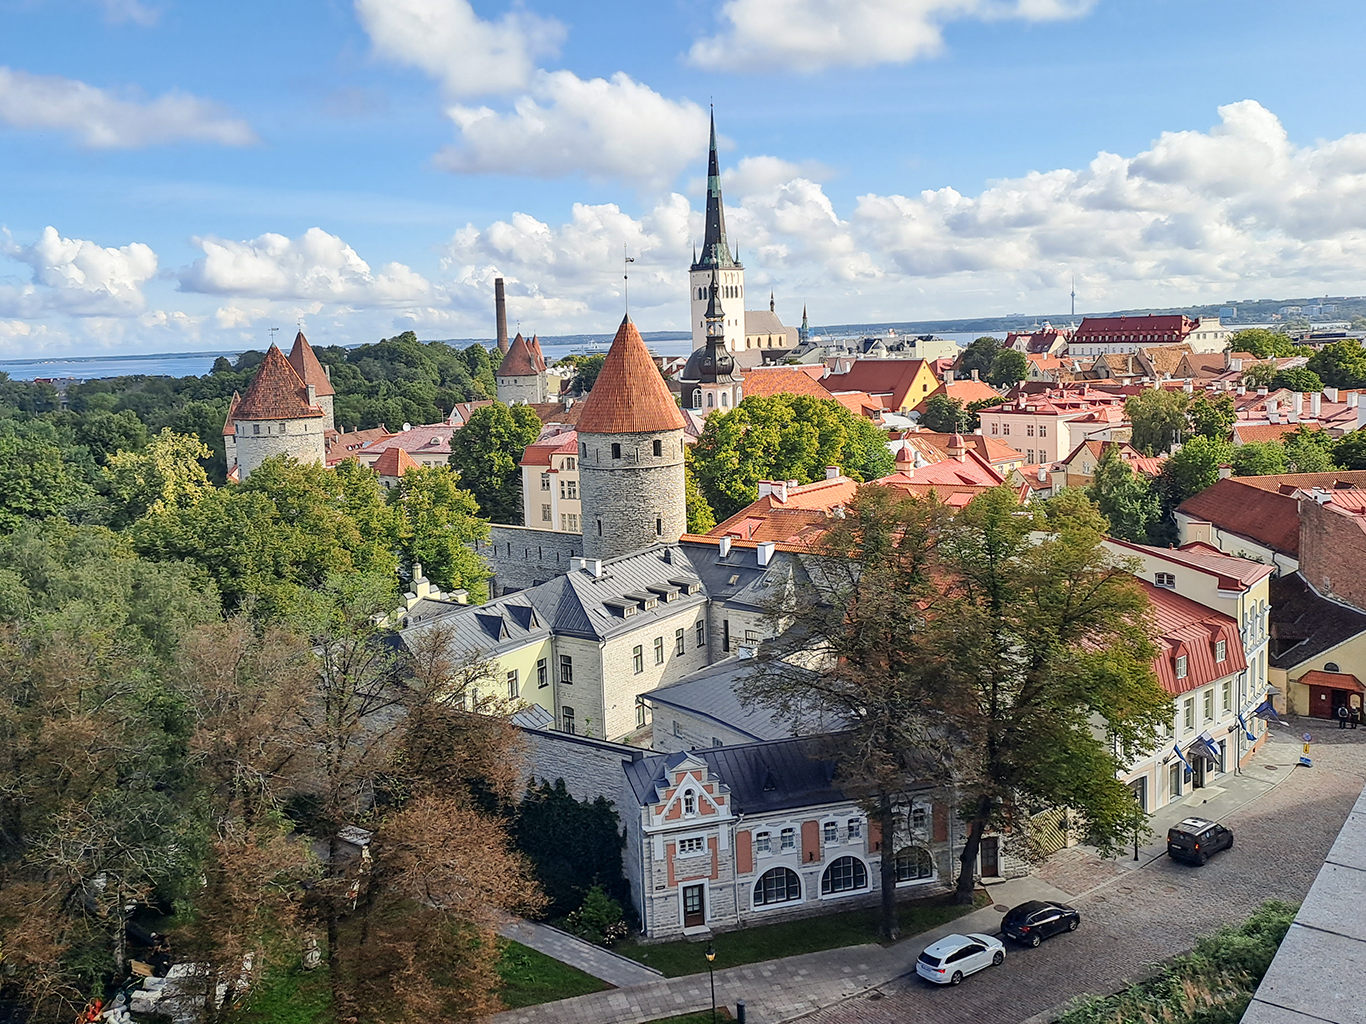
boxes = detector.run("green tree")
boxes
[1231,442,1287,477]
[1160,436,1233,506]
[1335,431,1366,469]
[987,348,1027,388]
[569,354,608,394]
[387,464,490,602]
[102,428,213,528]
[1230,328,1297,359]
[514,779,628,917]
[920,393,968,433]
[446,403,543,524]
[1307,339,1366,389]
[1241,361,1278,389]
[692,394,896,520]
[1283,425,1335,472]
[0,431,96,532]
[956,336,1002,379]
[1187,394,1236,443]
[683,446,716,534]
[1126,389,1190,455]
[73,409,148,465]
[1271,366,1324,393]
[1086,446,1161,543]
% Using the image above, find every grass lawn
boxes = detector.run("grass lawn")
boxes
[233,964,332,1024]
[641,1011,735,1024]
[497,939,613,1009]
[616,891,987,978]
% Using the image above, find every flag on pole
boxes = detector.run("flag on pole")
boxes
[1253,698,1281,724]
[1195,731,1223,764]
[1173,741,1194,772]
[1236,712,1256,742]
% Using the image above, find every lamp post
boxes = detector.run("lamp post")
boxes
[705,943,717,1024]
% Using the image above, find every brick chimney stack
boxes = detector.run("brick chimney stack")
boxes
[495,277,509,355]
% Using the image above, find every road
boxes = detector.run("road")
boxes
[799,726,1366,1024]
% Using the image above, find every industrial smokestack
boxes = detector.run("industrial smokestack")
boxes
[494,277,509,354]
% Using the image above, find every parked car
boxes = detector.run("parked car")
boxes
[1166,816,1234,865]
[1000,900,1080,946]
[916,932,1005,985]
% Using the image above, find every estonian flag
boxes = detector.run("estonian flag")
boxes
[1253,698,1281,724]
[1236,711,1256,742]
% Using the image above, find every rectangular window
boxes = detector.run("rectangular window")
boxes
[1026,424,1035,436]
[823,821,838,843]
[560,655,573,684]
[562,706,575,734]
[536,658,548,688]
[1184,697,1195,731]
[1221,680,1232,714]
[677,837,705,856]
[1215,639,1226,662]
[745,629,759,644]
[653,439,662,457]
[672,720,682,737]
[848,818,862,840]
[1204,689,1214,721]
[723,620,731,652]
[780,828,795,851]
[755,832,772,854]
[675,628,686,655]
[696,621,705,648]
[611,443,621,459]
[540,472,550,490]
[633,645,643,673]
[567,514,579,532]
[712,737,723,747]
[1027,449,1035,463]
[253,424,260,435]
[654,637,665,665]
[507,669,519,699]
[911,805,928,832]
[1156,572,1176,589]
[636,698,646,728]
[560,479,578,499]
[1039,425,1046,437]
[991,423,998,435]
[542,504,552,522]
[1002,424,1010,435]
[1175,654,1188,678]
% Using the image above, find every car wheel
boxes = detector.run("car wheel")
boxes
[992,951,1004,966]
[1029,933,1041,948]
[1226,835,1234,850]
[1068,918,1079,932]
[950,971,963,986]
[1197,853,1208,866]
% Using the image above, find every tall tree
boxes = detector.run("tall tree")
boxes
[920,394,968,433]
[1187,394,1236,443]
[387,464,491,601]
[1283,425,1335,472]
[1271,367,1324,393]
[956,337,1002,379]
[1125,389,1190,455]
[1230,328,1297,359]
[447,402,543,524]
[1307,339,1366,389]
[987,348,1027,388]
[1231,442,1288,477]
[1087,445,1161,543]
[683,446,716,534]
[1240,362,1277,389]
[1159,436,1234,507]
[102,428,213,528]
[0,431,96,532]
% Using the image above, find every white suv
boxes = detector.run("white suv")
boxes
[915,932,1006,985]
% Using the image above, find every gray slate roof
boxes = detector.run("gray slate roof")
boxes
[1269,572,1366,670]
[643,658,795,742]
[623,736,847,814]
[679,539,809,613]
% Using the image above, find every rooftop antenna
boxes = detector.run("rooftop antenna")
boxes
[268,326,280,349]
[1071,276,1076,318]
[623,244,635,315]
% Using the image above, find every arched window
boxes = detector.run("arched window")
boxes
[1325,662,1341,673]
[707,393,714,408]
[682,789,696,815]
[894,846,934,882]
[820,856,867,894]
[753,867,801,906]
[693,391,702,409]
[721,392,729,407]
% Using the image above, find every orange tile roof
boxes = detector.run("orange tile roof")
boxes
[824,359,929,409]
[912,432,1023,466]
[234,345,324,421]
[742,366,834,401]
[1298,670,1366,692]
[499,333,545,376]
[287,331,335,397]
[914,378,1001,412]
[221,391,241,435]
[574,316,686,435]
[373,447,419,478]
[827,390,882,418]
[520,430,579,468]
[1232,422,1322,444]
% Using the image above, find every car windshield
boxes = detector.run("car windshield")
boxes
[918,951,942,966]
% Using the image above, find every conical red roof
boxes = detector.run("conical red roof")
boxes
[528,334,547,372]
[373,446,418,478]
[575,316,686,435]
[288,331,335,397]
[499,332,542,376]
[234,345,324,421]
[222,391,241,435]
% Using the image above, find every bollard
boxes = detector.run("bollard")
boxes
[736,999,746,1023]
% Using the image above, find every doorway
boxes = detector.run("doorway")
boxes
[682,884,705,928]
[1168,762,1182,803]
[980,837,1000,878]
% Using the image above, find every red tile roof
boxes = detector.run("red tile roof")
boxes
[826,390,883,418]
[1073,314,1195,341]
[520,430,579,468]
[742,366,835,401]
[326,425,395,464]
[1297,670,1366,693]
[914,378,1001,412]
[373,447,419,478]
[1176,478,1304,556]
[221,391,241,435]
[499,333,545,376]
[911,432,1024,467]
[574,316,686,435]
[234,345,325,421]
[1109,537,1275,589]
[287,331,335,397]
[823,359,930,409]
[1232,422,1322,444]
[1139,579,1246,696]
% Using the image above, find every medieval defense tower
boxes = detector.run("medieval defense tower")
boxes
[575,315,687,561]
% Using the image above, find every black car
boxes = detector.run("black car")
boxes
[1000,900,1080,947]
[1166,816,1233,865]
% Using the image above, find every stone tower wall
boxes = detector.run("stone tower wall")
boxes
[497,373,547,405]
[317,393,335,432]
[234,417,327,479]
[579,428,686,561]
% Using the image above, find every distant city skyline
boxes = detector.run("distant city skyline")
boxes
[5,0,1366,357]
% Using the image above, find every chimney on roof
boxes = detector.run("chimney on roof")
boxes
[495,278,509,354]
[306,383,316,405]
[945,368,955,384]
[1219,464,1233,480]
[1037,465,1048,482]
[1357,401,1366,432]
[1183,381,1194,393]
[825,465,840,480]
[1018,394,1027,409]
[1350,392,1361,409]
[970,369,979,382]
[757,541,776,567]
[718,536,732,558]
[1257,387,1268,396]
[1325,386,1340,402]
[587,559,603,577]
[1237,385,1246,396]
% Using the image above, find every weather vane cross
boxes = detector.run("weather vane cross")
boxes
[623,244,635,314]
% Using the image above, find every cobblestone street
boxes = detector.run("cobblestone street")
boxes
[798,726,1366,1024]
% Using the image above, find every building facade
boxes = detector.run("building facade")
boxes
[497,333,549,405]
[223,343,328,480]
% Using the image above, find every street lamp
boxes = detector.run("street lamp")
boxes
[705,943,717,1024]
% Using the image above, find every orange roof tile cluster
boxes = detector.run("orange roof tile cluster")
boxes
[574,316,686,435]
[824,359,930,409]
[520,430,579,468]
[1139,578,1246,697]
[373,447,419,478]
[233,345,325,422]
[1297,670,1366,693]
[287,331,335,397]
[826,390,883,418]
[326,425,395,464]
[1232,422,1322,444]
[499,332,547,376]
[914,378,1001,412]
[741,366,835,401]
[909,432,1023,467]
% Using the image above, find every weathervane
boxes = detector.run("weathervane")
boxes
[268,326,280,348]
[623,244,635,314]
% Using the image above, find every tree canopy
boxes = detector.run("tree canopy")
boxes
[1126,389,1190,455]
[1087,445,1162,544]
[987,348,1028,388]
[920,393,968,433]
[1307,339,1366,390]
[1229,328,1298,359]
[446,402,544,524]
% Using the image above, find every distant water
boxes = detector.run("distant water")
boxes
[0,329,994,383]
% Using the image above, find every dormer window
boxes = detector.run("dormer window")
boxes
[682,790,696,816]
[1175,655,1188,679]
[1156,572,1176,589]
[1214,639,1226,663]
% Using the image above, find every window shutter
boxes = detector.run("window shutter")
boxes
[736,830,753,875]
[932,803,949,842]
[868,818,882,852]
[801,820,821,863]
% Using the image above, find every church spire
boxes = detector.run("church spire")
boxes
[692,108,739,271]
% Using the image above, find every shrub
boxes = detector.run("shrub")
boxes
[564,886,629,947]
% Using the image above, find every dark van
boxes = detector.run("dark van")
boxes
[1166,816,1233,865]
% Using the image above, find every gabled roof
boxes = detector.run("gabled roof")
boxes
[373,446,418,478]
[1176,477,1303,556]
[287,331,335,397]
[741,366,835,401]
[222,391,241,435]
[520,430,578,468]
[499,332,545,377]
[823,359,930,409]
[234,345,324,421]
[744,309,788,338]
[574,316,686,435]
[1232,422,1323,445]
[1108,537,1274,590]
[643,658,816,743]
[1073,314,1194,338]
[914,378,1002,413]
[1139,579,1247,696]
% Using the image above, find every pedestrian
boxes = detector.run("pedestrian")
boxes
[1352,705,1361,730]
[1338,704,1349,729]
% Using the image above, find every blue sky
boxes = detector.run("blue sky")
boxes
[4,0,1366,356]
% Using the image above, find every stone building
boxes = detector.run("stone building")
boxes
[576,315,687,562]
[286,331,335,431]
[679,268,744,415]
[223,343,327,480]
[496,332,548,404]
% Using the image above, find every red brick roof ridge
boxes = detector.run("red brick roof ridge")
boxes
[574,316,687,435]
[288,331,335,397]
[234,345,324,421]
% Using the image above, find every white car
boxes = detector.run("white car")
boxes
[915,932,1006,985]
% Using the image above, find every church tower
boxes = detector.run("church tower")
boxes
[679,268,743,415]
[689,111,745,355]
[576,315,687,561]
[799,305,810,347]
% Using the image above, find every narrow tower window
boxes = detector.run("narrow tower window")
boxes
[597,520,603,536]
[611,443,621,459]
[653,439,662,457]
[656,517,663,535]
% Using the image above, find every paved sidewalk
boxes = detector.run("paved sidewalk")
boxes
[500,919,663,989]
[490,877,1072,1024]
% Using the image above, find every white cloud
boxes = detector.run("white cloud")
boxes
[0,226,158,317]
[438,71,709,186]
[0,66,256,148]
[179,228,437,305]
[97,0,159,26]
[355,0,563,98]
[689,0,1096,71]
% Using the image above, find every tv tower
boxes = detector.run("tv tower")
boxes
[1070,276,1076,318]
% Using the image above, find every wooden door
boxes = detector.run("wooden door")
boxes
[682,884,705,928]
[980,836,999,878]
